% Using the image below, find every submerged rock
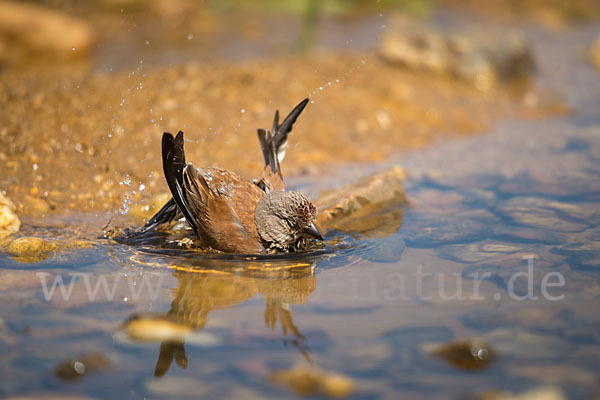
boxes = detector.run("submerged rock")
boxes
[121,314,192,343]
[477,386,566,400]
[402,215,490,247]
[316,166,407,238]
[5,236,59,263]
[435,241,524,263]
[426,339,494,371]
[491,225,567,245]
[380,15,534,89]
[553,237,600,269]
[53,352,111,382]
[0,193,20,239]
[270,364,355,398]
[494,196,598,233]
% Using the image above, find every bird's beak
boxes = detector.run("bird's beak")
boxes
[303,222,323,241]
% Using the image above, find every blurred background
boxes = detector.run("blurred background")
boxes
[1,0,598,216]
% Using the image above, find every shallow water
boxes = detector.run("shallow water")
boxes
[2,19,600,400]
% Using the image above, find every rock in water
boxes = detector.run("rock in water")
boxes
[380,15,534,89]
[0,1,93,58]
[426,339,495,371]
[315,166,407,238]
[5,237,59,263]
[270,364,355,398]
[0,193,20,240]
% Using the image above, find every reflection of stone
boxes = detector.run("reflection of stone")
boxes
[427,339,494,371]
[316,166,407,238]
[270,364,355,398]
[0,193,20,240]
[380,15,534,90]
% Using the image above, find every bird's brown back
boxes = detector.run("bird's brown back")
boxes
[193,167,266,253]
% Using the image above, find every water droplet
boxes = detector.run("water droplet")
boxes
[145,40,150,45]
[335,79,340,83]
[187,33,193,40]
[119,194,130,215]
[32,163,38,171]
[73,361,85,374]
[139,183,145,191]
[327,81,332,86]
[123,175,131,185]
[319,86,323,90]
[240,108,245,114]
[107,131,112,138]
[72,47,76,52]
[120,97,125,106]
[310,100,315,104]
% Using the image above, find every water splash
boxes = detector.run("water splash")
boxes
[119,194,131,215]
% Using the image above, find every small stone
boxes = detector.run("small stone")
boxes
[427,339,495,371]
[0,193,20,239]
[316,166,407,238]
[53,352,111,382]
[121,314,193,343]
[270,365,355,398]
[5,237,59,263]
[477,386,566,400]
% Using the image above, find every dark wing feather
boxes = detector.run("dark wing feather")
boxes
[142,197,183,231]
[256,98,309,191]
[275,98,309,153]
[162,131,199,235]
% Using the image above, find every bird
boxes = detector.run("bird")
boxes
[140,98,323,254]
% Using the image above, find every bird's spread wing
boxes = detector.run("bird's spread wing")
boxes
[256,98,309,192]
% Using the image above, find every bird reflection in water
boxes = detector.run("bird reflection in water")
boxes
[122,257,317,377]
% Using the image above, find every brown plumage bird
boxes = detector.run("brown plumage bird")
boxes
[142,98,322,253]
